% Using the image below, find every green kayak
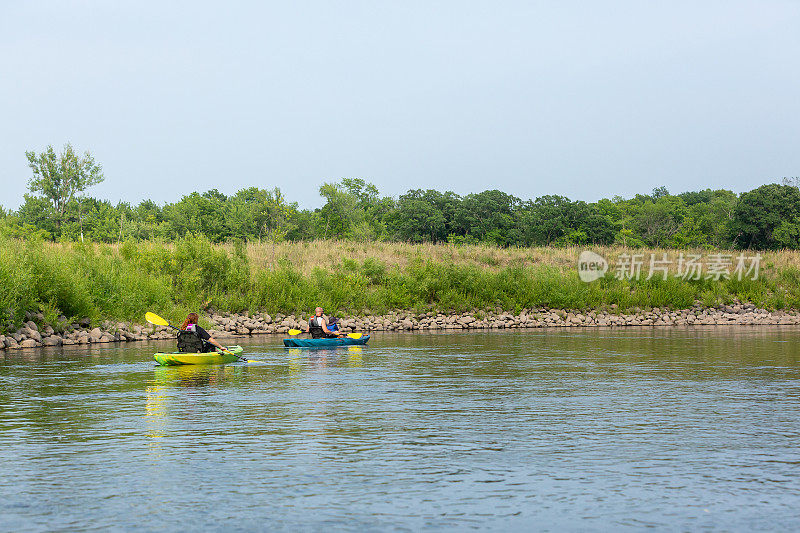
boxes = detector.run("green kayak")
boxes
[153,345,244,366]
[283,335,370,348]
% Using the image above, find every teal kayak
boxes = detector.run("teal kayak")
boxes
[283,335,370,348]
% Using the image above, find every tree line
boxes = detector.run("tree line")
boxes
[2,144,800,250]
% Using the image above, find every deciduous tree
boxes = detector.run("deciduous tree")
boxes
[25,143,104,233]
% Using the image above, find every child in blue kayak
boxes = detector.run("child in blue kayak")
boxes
[326,316,341,335]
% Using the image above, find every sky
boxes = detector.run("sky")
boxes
[1,1,798,210]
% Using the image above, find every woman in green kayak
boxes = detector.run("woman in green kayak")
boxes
[178,312,227,353]
[305,307,342,339]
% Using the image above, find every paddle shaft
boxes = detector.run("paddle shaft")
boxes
[288,328,362,339]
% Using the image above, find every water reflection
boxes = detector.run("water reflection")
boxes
[152,364,236,388]
[347,346,363,367]
[1,327,799,531]
[144,385,167,450]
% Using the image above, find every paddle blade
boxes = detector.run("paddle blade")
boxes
[145,312,170,327]
[288,329,302,336]
[347,333,363,339]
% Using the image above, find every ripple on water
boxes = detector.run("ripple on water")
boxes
[1,328,800,530]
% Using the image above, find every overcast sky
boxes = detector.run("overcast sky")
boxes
[1,1,798,210]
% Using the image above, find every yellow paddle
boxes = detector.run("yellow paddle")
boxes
[288,328,362,340]
[145,312,268,364]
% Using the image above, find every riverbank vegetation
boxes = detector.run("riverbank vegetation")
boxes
[3,147,800,250]
[2,236,799,334]
[2,145,799,333]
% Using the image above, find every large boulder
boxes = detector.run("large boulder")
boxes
[89,328,103,341]
[20,339,39,348]
[24,328,42,343]
[43,336,62,347]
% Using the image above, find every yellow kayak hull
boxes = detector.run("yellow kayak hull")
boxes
[153,346,243,366]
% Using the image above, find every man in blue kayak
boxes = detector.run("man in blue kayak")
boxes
[305,307,342,339]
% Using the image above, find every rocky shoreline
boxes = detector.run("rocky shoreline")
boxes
[2,302,799,351]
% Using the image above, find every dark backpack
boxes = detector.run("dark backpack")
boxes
[177,330,205,353]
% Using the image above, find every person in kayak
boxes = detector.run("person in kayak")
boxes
[326,316,341,335]
[178,312,227,353]
[305,307,342,339]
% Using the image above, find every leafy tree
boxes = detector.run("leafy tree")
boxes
[652,186,670,199]
[74,198,121,242]
[163,192,228,241]
[514,195,614,246]
[391,194,448,243]
[203,189,228,202]
[678,189,714,206]
[774,220,800,248]
[129,200,164,240]
[15,195,58,239]
[730,184,800,249]
[515,195,574,245]
[682,190,737,248]
[579,206,617,245]
[613,228,645,247]
[633,195,687,247]
[25,143,104,234]
[317,183,360,239]
[339,178,379,206]
[389,189,461,243]
[670,215,709,247]
[452,190,520,246]
[332,178,393,240]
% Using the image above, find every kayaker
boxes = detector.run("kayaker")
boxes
[306,307,341,339]
[326,316,341,335]
[178,312,227,353]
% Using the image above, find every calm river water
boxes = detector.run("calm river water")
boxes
[1,327,799,531]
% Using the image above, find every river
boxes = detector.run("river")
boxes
[1,327,799,531]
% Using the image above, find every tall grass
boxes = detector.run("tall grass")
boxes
[1,235,798,333]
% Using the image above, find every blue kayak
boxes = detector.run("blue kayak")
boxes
[283,335,370,348]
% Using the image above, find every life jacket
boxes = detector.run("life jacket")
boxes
[308,316,326,339]
[177,329,205,353]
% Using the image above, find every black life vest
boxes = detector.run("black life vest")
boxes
[308,316,326,338]
[177,330,205,353]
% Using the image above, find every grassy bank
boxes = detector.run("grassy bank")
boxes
[1,235,799,333]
